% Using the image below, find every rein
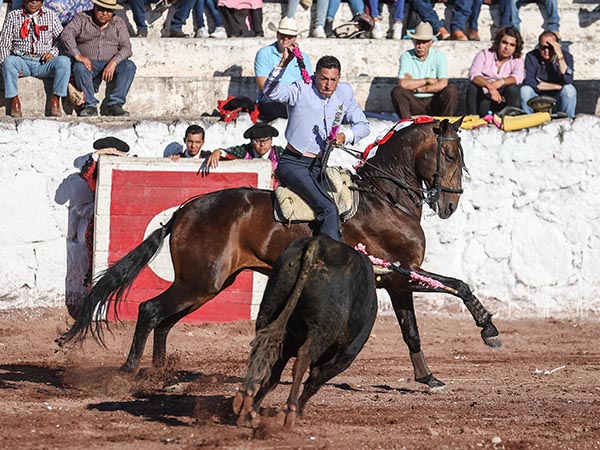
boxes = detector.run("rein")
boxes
[338,132,464,207]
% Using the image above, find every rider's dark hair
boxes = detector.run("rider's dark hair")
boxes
[490,26,524,59]
[316,55,342,74]
[184,125,205,140]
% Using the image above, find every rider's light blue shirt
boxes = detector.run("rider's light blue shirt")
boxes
[263,66,370,157]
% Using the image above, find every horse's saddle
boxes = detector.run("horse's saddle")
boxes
[274,167,359,224]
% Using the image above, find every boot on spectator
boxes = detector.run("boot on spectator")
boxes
[10,96,22,118]
[48,95,62,117]
[438,27,451,40]
[451,29,468,40]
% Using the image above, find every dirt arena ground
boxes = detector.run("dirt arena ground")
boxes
[0,307,598,450]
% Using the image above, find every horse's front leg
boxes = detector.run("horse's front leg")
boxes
[408,268,501,348]
[388,289,447,392]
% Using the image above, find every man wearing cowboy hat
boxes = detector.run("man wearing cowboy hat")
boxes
[61,0,136,117]
[204,122,285,187]
[0,0,71,117]
[390,22,458,119]
[254,17,312,121]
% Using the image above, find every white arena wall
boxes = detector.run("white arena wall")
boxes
[0,114,598,320]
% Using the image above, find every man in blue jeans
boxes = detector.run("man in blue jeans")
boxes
[0,0,70,117]
[264,54,370,240]
[499,0,560,36]
[520,31,575,118]
[61,0,137,117]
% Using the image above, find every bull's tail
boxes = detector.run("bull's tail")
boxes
[57,212,178,348]
[243,239,319,392]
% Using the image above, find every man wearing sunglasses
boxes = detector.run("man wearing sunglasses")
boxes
[0,0,70,117]
[520,31,576,118]
[61,0,137,117]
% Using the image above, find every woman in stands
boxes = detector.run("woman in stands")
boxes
[467,26,525,117]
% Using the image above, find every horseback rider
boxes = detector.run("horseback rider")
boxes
[263,54,370,240]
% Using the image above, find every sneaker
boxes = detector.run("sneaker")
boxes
[312,25,326,38]
[167,29,188,38]
[195,26,209,38]
[371,20,384,39]
[135,28,148,38]
[392,22,403,40]
[79,107,98,117]
[105,104,130,117]
[210,26,228,39]
[324,20,333,37]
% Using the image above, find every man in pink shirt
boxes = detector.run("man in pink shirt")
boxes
[467,26,525,117]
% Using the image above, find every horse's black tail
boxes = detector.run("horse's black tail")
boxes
[57,213,177,348]
[242,239,319,392]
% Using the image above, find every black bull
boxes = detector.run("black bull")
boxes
[58,118,501,390]
[233,236,378,428]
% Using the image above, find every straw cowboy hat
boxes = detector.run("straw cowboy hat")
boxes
[92,0,123,10]
[268,17,299,36]
[408,22,438,41]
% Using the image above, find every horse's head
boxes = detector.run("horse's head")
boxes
[416,117,465,219]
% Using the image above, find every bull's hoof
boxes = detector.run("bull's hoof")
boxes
[233,391,259,428]
[416,374,448,393]
[481,322,502,348]
[118,363,138,375]
[276,405,297,428]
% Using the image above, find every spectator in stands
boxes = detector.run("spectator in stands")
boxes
[218,0,263,37]
[40,0,94,26]
[322,0,365,38]
[285,0,330,38]
[254,17,312,121]
[168,125,211,160]
[503,0,560,37]
[204,122,284,186]
[167,0,227,38]
[79,136,129,288]
[128,0,149,37]
[0,0,71,117]
[521,31,575,118]
[367,0,406,40]
[450,0,483,40]
[390,22,458,119]
[61,0,137,117]
[410,0,450,40]
[467,26,524,117]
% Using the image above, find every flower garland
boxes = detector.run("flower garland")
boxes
[291,46,312,85]
[354,243,452,292]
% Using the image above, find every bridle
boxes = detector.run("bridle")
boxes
[339,130,465,207]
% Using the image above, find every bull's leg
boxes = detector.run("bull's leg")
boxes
[407,268,501,348]
[297,323,374,414]
[276,340,312,428]
[390,290,446,391]
[234,353,290,427]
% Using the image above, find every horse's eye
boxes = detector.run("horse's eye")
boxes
[444,151,456,162]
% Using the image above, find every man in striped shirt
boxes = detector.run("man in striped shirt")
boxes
[0,0,70,118]
[61,0,136,117]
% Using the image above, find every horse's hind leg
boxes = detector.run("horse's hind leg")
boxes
[409,268,500,348]
[390,291,446,391]
[152,305,195,368]
[120,284,208,374]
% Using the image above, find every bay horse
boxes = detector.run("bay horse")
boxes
[59,117,501,390]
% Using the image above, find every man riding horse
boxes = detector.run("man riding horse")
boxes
[264,53,370,240]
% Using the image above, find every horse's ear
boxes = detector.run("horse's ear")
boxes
[451,116,465,130]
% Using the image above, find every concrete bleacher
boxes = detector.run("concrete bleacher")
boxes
[1,0,599,117]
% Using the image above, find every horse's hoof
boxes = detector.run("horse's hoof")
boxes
[416,373,447,393]
[481,322,502,348]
